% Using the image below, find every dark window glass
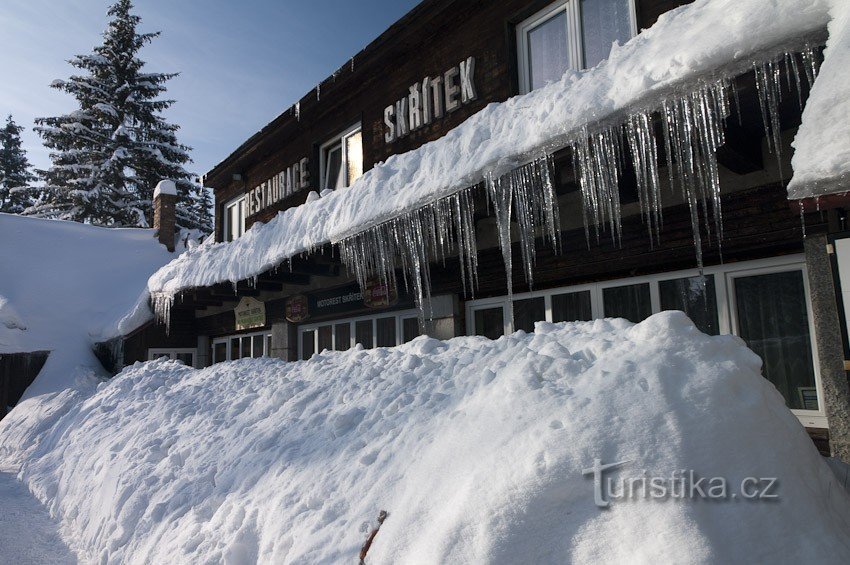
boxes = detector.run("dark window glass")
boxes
[735,271,817,410]
[252,335,264,358]
[241,337,252,359]
[603,283,652,323]
[580,0,632,69]
[335,323,351,351]
[301,330,315,360]
[213,342,227,364]
[355,320,373,349]
[403,318,421,343]
[318,325,333,352]
[266,335,272,357]
[552,291,592,323]
[230,337,241,360]
[175,352,194,366]
[475,307,505,340]
[527,10,570,90]
[324,144,343,190]
[376,317,396,347]
[514,297,546,333]
[659,275,719,335]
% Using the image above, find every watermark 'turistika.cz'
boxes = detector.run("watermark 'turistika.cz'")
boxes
[582,459,779,508]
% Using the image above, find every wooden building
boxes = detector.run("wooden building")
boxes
[125,0,850,457]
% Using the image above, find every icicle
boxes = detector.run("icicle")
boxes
[571,125,623,246]
[316,84,321,101]
[799,201,806,237]
[337,159,559,326]
[295,102,301,122]
[350,57,355,72]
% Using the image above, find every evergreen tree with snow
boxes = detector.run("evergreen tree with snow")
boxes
[0,115,37,214]
[33,0,211,231]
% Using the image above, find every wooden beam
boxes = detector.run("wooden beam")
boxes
[716,120,764,175]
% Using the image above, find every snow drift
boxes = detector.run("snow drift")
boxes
[0,213,176,399]
[2,312,849,563]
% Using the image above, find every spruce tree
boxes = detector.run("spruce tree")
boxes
[33,0,211,231]
[0,115,37,214]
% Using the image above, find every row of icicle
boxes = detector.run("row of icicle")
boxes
[152,46,820,328]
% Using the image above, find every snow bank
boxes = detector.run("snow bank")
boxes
[2,312,849,563]
[788,0,850,199]
[148,0,831,299]
[0,213,175,399]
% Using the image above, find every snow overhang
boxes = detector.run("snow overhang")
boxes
[787,1,850,204]
[148,0,837,307]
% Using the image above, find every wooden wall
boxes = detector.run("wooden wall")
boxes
[0,351,49,419]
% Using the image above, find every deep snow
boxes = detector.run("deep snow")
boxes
[1,312,849,563]
[147,0,833,302]
[0,213,176,400]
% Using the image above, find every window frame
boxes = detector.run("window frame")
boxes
[148,348,197,368]
[222,194,247,242]
[319,122,363,192]
[464,255,826,428]
[298,308,421,358]
[516,0,637,94]
[211,330,273,363]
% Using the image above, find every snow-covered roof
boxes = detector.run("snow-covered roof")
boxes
[787,1,850,200]
[2,312,850,561]
[147,0,836,301]
[0,213,175,399]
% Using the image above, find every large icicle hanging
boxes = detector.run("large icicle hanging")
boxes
[338,157,559,322]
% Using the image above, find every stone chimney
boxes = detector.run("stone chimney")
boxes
[153,180,177,252]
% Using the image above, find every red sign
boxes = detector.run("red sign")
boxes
[285,294,309,322]
[363,277,398,309]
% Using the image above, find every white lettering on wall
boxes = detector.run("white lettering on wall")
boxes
[384,57,476,144]
[246,157,310,217]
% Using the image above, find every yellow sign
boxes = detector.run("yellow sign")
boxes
[235,297,266,330]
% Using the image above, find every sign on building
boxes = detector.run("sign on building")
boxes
[235,296,266,330]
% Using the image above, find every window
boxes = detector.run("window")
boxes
[603,282,652,323]
[731,270,818,411]
[212,331,273,363]
[148,348,197,367]
[300,310,420,356]
[223,195,246,241]
[320,123,363,191]
[465,256,825,427]
[516,0,636,93]
[659,275,719,335]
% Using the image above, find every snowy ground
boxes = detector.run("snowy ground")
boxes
[0,467,74,564]
[2,312,850,563]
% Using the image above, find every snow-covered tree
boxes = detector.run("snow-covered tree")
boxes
[0,115,37,214]
[33,0,211,231]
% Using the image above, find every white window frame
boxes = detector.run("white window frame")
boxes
[148,348,197,368]
[211,330,273,363]
[465,255,827,428]
[222,194,246,241]
[319,122,363,191]
[516,0,637,94]
[299,308,421,358]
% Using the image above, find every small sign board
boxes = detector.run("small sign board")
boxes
[235,296,266,330]
[285,294,310,323]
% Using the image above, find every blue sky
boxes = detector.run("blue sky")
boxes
[0,0,421,178]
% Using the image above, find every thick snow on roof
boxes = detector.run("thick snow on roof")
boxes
[1,313,849,562]
[788,1,850,200]
[148,0,832,299]
[0,213,174,399]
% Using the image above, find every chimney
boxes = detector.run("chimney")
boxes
[153,180,177,252]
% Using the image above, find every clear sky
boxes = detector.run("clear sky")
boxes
[0,0,422,178]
